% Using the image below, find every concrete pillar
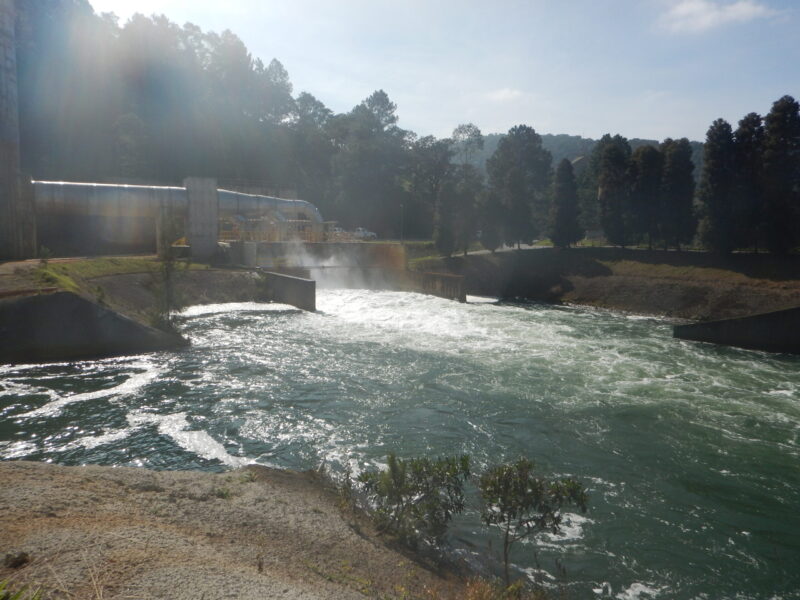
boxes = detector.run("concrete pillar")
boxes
[0,0,34,260]
[243,241,257,267]
[184,177,218,261]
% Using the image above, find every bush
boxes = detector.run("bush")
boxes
[479,458,588,587]
[357,453,470,547]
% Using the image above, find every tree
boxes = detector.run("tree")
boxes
[358,454,471,548]
[487,125,552,248]
[328,91,410,236]
[452,123,484,165]
[598,143,633,247]
[698,119,737,254]
[479,458,588,587]
[548,159,583,248]
[578,134,630,234]
[629,145,663,249]
[660,138,696,250]
[732,113,764,251]
[408,136,453,240]
[435,163,484,256]
[761,95,800,254]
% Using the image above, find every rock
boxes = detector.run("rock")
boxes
[4,551,30,569]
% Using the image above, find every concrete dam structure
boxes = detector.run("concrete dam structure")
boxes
[32,178,325,259]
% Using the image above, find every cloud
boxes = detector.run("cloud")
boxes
[660,0,776,33]
[486,88,525,102]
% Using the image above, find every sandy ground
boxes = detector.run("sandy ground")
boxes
[0,461,465,600]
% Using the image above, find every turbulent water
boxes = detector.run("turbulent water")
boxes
[2,290,799,599]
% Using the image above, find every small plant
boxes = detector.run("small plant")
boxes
[0,580,42,600]
[37,245,52,267]
[213,486,232,499]
[357,453,470,548]
[479,458,588,587]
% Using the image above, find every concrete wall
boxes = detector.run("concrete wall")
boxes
[673,307,800,354]
[0,292,187,363]
[259,271,316,312]
[185,177,219,261]
[408,272,466,303]
[255,242,407,270]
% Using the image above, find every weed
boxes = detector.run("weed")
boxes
[213,487,232,500]
[0,580,42,600]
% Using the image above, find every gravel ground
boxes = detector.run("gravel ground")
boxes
[0,461,464,599]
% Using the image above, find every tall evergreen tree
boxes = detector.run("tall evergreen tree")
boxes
[698,119,737,254]
[548,159,583,248]
[761,95,800,254]
[578,133,630,233]
[732,113,765,251]
[598,143,633,247]
[629,145,663,249]
[486,125,552,248]
[660,138,695,250]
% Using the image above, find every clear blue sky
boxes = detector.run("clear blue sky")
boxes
[89,0,799,142]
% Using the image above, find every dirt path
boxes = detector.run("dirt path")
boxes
[0,461,464,600]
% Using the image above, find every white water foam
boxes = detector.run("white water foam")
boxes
[127,411,249,467]
[179,302,297,318]
[18,360,161,419]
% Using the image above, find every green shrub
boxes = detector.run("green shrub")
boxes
[357,453,470,547]
[479,458,588,587]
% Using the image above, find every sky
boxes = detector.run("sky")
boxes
[88,0,799,142]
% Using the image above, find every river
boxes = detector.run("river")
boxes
[1,289,799,599]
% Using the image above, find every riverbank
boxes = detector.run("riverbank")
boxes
[0,461,467,599]
[415,247,800,321]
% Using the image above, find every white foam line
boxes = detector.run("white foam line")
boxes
[179,302,293,317]
[127,411,249,467]
[19,362,160,419]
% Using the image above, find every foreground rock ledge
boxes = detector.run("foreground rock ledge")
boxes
[0,461,465,599]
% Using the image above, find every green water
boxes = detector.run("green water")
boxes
[1,290,799,598]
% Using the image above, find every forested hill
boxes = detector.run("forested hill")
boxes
[475,133,704,177]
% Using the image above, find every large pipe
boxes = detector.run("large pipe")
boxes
[32,181,323,223]
[218,189,322,223]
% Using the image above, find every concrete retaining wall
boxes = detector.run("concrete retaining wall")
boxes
[255,242,407,270]
[673,307,800,354]
[0,292,187,363]
[408,271,466,302]
[260,271,316,312]
[185,177,219,260]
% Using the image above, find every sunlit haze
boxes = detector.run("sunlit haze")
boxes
[88,0,799,141]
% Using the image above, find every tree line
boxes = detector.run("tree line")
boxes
[14,2,799,254]
[586,96,800,254]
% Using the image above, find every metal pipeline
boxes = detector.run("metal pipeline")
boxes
[32,181,323,223]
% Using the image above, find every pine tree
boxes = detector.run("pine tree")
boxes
[486,125,552,248]
[761,95,800,254]
[598,144,633,247]
[629,145,663,249]
[660,138,696,250]
[698,119,736,254]
[732,113,765,251]
[548,159,584,248]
